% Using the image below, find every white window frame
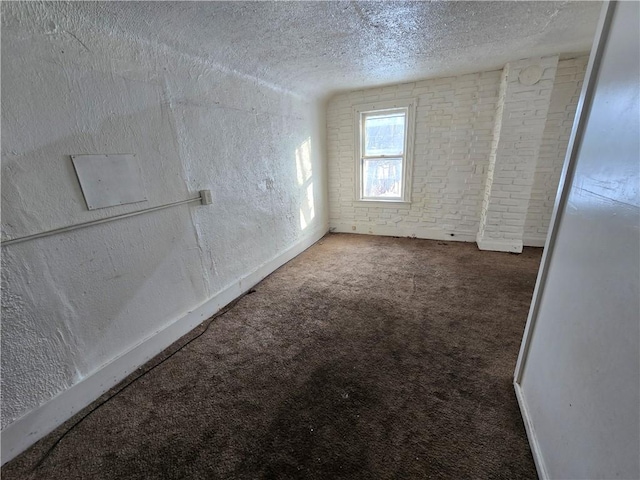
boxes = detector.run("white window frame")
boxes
[353,99,416,205]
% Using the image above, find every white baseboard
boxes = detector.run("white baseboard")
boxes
[523,236,547,248]
[0,227,327,466]
[330,223,476,243]
[330,223,541,252]
[514,382,549,480]
[476,235,524,253]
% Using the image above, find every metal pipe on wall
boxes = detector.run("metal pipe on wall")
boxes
[1,191,211,247]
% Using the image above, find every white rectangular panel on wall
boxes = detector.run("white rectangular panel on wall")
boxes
[71,154,148,210]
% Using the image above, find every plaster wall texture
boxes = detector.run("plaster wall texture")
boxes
[1,3,327,430]
[327,57,585,246]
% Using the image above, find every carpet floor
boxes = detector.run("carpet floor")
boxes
[3,233,541,479]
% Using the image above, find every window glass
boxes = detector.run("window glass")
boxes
[362,157,403,198]
[364,113,405,156]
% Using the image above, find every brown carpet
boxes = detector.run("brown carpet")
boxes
[3,233,541,480]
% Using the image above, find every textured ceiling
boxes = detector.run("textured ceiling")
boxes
[16,1,604,97]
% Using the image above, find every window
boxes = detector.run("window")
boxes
[354,99,416,203]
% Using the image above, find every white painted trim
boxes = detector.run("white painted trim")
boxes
[353,200,411,208]
[513,0,615,384]
[511,5,615,479]
[476,235,523,253]
[523,236,547,248]
[353,98,417,204]
[514,382,550,480]
[330,222,476,243]
[0,227,327,465]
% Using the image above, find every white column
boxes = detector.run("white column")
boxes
[477,56,559,252]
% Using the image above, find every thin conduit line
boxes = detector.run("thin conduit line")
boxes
[1,196,202,247]
[33,289,254,471]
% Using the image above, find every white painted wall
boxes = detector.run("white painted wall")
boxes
[515,2,640,478]
[328,72,502,242]
[524,57,589,246]
[0,0,327,454]
[476,55,559,253]
[327,58,587,246]
[0,0,598,466]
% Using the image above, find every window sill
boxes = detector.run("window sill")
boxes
[354,200,411,207]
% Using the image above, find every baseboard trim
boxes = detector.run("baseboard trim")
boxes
[0,227,327,466]
[523,236,547,248]
[514,382,549,480]
[476,235,524,253]
[330,223,476,243]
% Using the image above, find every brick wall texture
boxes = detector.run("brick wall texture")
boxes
[327,55,589,248]
[477,55,559,252]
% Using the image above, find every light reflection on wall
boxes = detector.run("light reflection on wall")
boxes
[296,138,315,230]
[571,166,640,212]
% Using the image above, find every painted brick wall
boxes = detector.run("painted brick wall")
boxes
[476,55,559,252]
[327,71,502,242]
[478,67,509,248]
[524,56,589,245]
[327,56,588,248]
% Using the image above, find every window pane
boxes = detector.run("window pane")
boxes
[362,157,403,198]
[364,113,405,156]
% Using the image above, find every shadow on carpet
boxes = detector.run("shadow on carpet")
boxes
[3,233,541,479]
